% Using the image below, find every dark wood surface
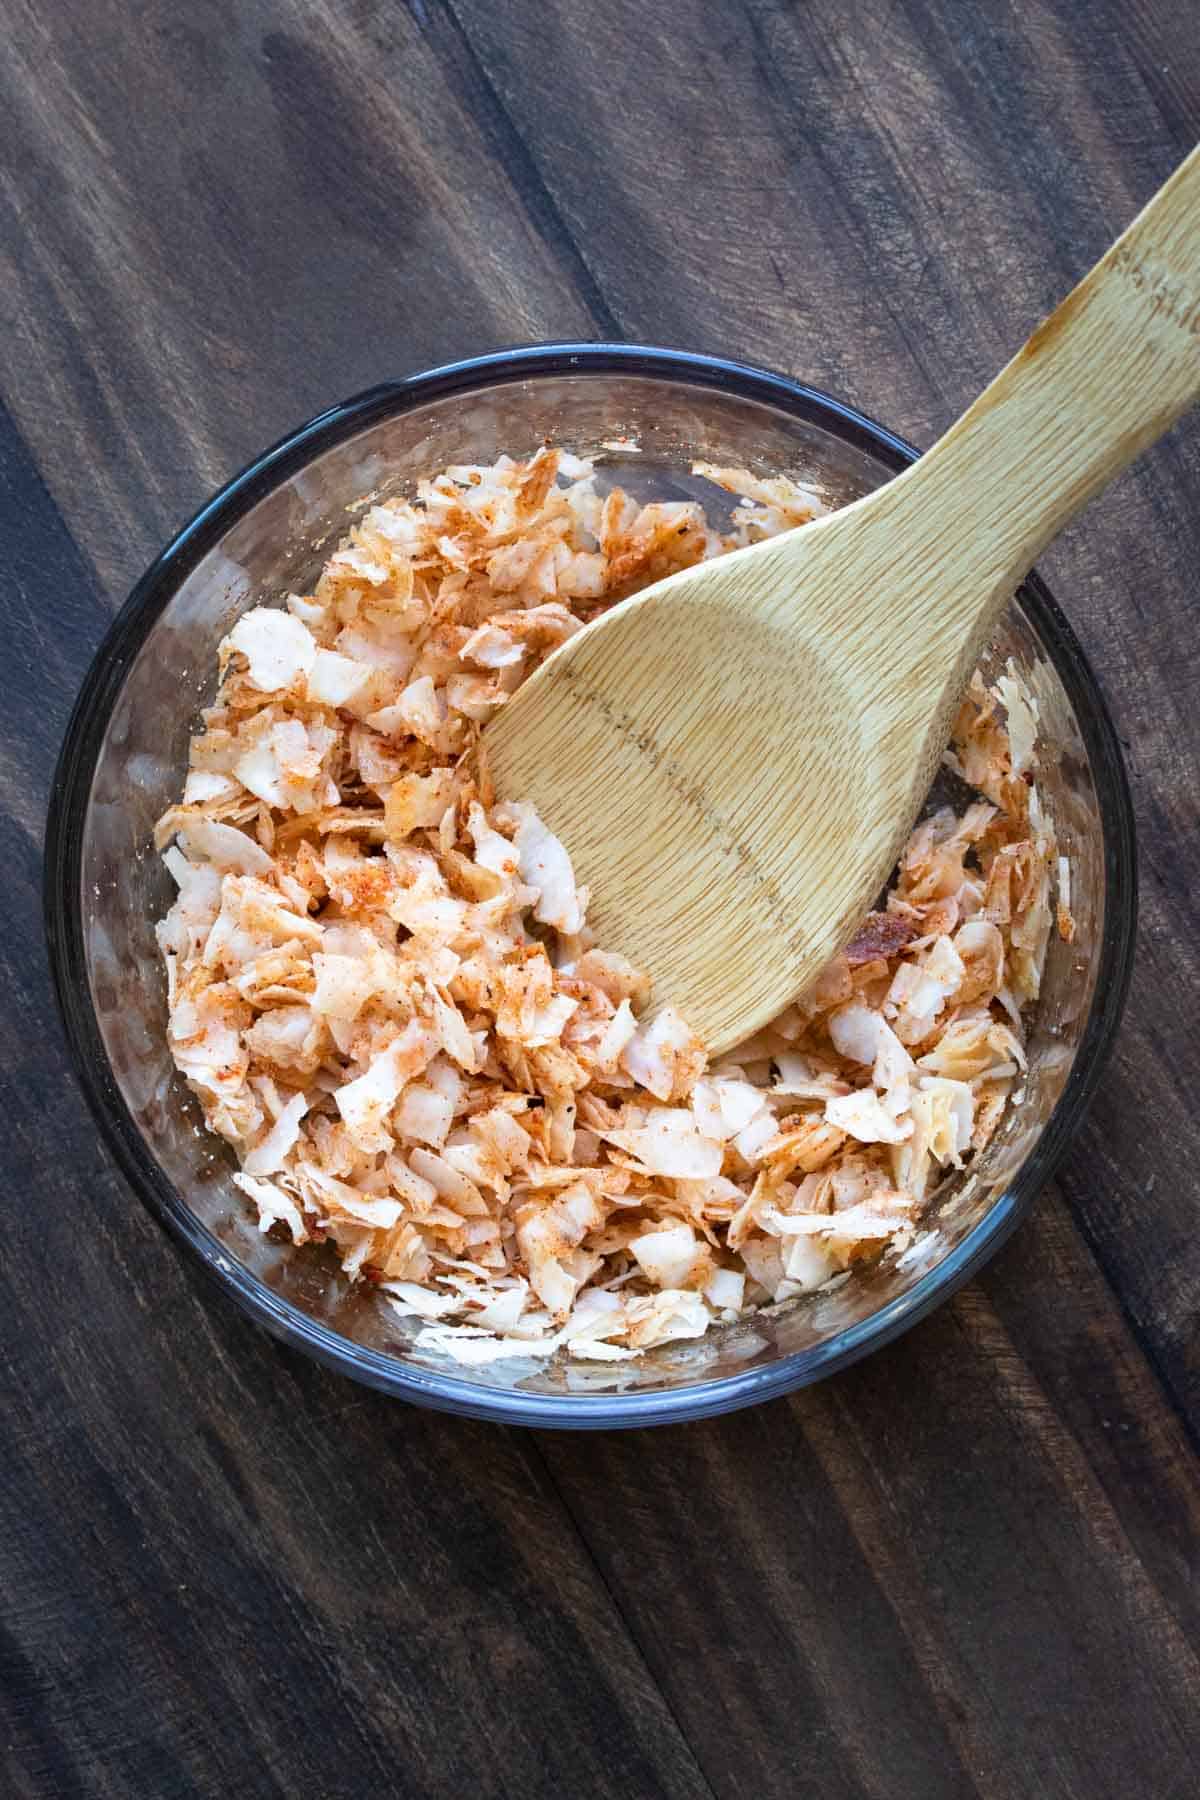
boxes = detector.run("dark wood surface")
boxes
[2,3,1199,1795]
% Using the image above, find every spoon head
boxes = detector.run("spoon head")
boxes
[485,533,942,1053]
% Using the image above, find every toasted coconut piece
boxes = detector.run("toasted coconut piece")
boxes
[384,769,458,840]
[310,951,379,1023]
[465,801,518,881]
[810,956,854,1011]
[299,1163,403,1231]
[994,665,1039,777]
[395,1080,456,1149]
[886,935,965,1045]
[233,1172,310,1244]
[243,1004,326,1077]
[334,1020,437,1152]
[181,770,244,807]
[306,648,375,708]
[595,997,638,1069]
[226,608,316,692]
[573,949,652,1010]
[385,1282,463,1320]
[631,1222,712,1291]
[461,622,524,669]
[829,1003,914,1095]
[825,1089,913,1146]
[175,818,276,877]
[242,1091,308,1177]
[516,1180,606,1317]
[623,1289,710,1349]
[603,1109,723,1179]
[621,1006,705,1103]
[845,910,917,966]
[953,918,1005,1005]
[158,850,222,959]
[691,1074,772,1143]
[169,982,251,1100]
[918,1014,1024,1082]
[409,1147,489,1217]
[758,1120,847,1179]
[509,804,584,935]
[234,713,339,815]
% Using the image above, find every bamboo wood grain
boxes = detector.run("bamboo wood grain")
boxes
[487,143,1200,1054]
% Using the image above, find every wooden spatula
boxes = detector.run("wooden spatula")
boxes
[486,145,1200,1055]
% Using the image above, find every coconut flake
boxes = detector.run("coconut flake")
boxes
[227,608,316,691]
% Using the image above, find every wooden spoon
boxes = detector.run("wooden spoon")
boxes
[486,145,1200,1055]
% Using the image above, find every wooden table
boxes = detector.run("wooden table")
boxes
[3,3,1199,1795]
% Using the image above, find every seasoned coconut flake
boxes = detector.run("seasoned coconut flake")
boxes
[177,819,276,877]
[826,1088,913,1146]
[233,1172,309,1244]
[306,648,374,708]
[995,664,1040,777]
[243,1091,309,1176]
[511,806,584,934]
[227,607,316,692]
[691,1075,770,1142]
[631,1223,709,1290]
[605,1109,724,1179]
[155,446,1064,1364]
[335,1022,435,1152]
[620,1006,703,1102]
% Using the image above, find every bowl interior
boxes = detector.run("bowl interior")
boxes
[56,356,1122,1422]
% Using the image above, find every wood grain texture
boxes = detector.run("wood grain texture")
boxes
[1,1,1199,1796]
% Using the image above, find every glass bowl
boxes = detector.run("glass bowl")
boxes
[44,344,1136,1428]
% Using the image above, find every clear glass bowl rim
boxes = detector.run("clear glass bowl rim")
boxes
[43,342,1138,1428]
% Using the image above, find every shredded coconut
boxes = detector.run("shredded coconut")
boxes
[156,447,1068,1363]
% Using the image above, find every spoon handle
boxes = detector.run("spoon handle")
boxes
[891,142,1200,604]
